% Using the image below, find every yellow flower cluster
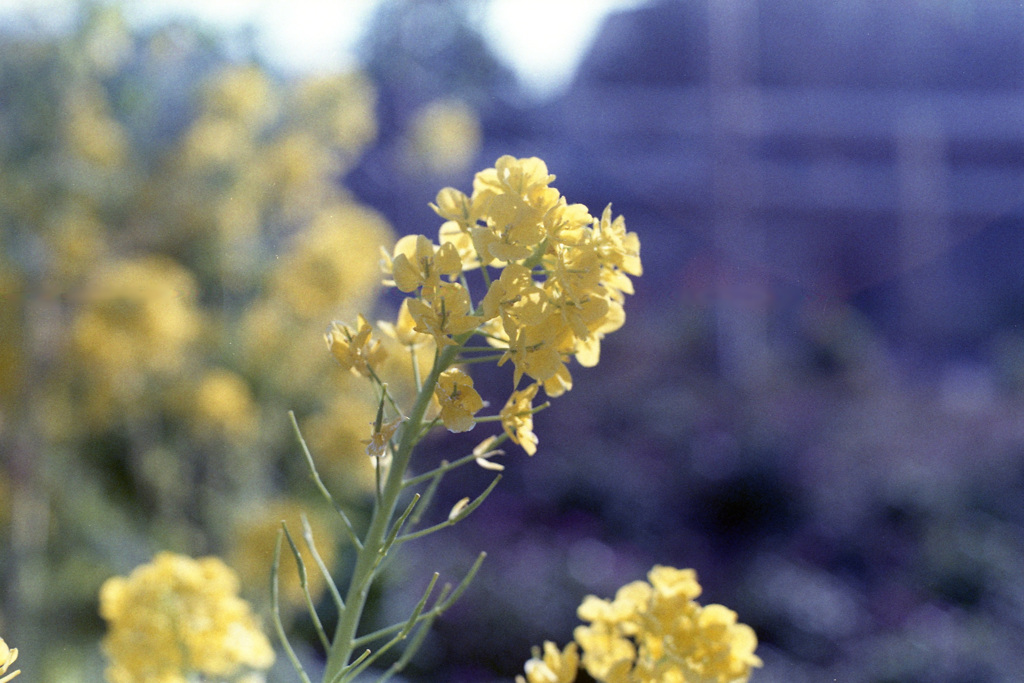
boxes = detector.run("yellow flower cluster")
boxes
[99,552,275,683]
[0,638,19,683]
[538,565,763,683]
[431,156,641,392]
[356,155,641,444]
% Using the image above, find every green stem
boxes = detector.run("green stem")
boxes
[322,341,463,682]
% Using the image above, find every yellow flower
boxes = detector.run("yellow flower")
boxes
[431,187,474,226]
[500,383,540,455]
[434,368,484,433]
[378,298,433,349]
[500,320,571,389]
[573,566,762,683]
[0,638,20,683]
[99,552,274,683]
[387,234,462,295]
[230,500,337,616]
[518,641,579,683]
[469,156,561,265]
[438,219,481,271]
[406,282,481,348]
[190,368,258,441]
[364,416,404,458]
[272,203,394,319]
[404,99,482,175]
[326,314,387,377]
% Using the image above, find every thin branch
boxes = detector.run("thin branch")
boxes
[301,513,344,613]
[330,648,371,683]
[281,522,330,651]
[377,493,421,564]
[289,411,363,550]
[438,551,487,612]
[352,572,440,648]
[403,435,508,489]
[271,531,314,683]
[396,476,501,544]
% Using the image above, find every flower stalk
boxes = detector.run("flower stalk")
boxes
[280,156,642,683]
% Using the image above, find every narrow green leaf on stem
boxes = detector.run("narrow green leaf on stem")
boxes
[344,571,442,681]
[282,521,330,651]
[301,513,344,613]
[377,493,421,565]
[352,571,439,649]
[409,346,423,392]
[403,432,510,489]
[289,411,363,550]
[396,476,502,544]
[399,571,440,638]
[271,531,314,683]
[438,551,487,611]
[332,648,371,683]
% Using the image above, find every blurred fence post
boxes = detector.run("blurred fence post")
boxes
[707,0,769,385]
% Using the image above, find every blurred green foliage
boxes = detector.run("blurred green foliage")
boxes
[0,5,412,677]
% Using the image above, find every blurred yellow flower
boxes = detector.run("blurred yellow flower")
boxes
[99,552,274,683]
[71,256,200,374]
[190,368,258,442]
[273,203,393,320]
[573,566,762,683]
[404,99,481,175]
[63,86,129,168]
[293,73,377,167]
[45,202,108,287]
[518,641,577,683]
[70,256,201,425]
[204,65,278,130]
[0,637,19,683]
[182,115,253,168]
[229,500,336,615]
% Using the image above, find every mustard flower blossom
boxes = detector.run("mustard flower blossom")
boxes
[434,368,484,433]
[377,298,433,348]
[469,156,561,264]
[0,638,19,683]
[387,234,462,295]
[517,642,579,683]
[99,551,275,683]
[573,566,762,683]
[407,282,481,348]
[431,187,475,227]
[500,382,540,455]
[364,416,404,458]
[326,314,387,377]
[439,219,481,271]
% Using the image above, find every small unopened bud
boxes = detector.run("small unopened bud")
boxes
[448,497,470,521]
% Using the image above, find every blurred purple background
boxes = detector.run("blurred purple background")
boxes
[346,2,1024,681]
[3,1,1024,681]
